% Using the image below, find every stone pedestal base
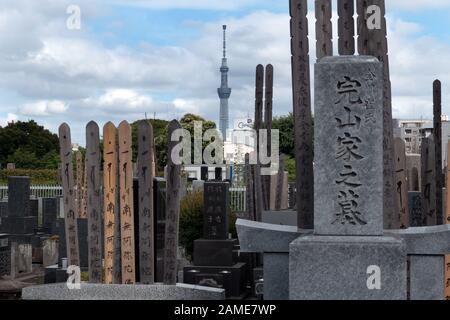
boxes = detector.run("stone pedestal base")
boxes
[289,235,407,300]
[184,262,247,298]
[193,239,237,267]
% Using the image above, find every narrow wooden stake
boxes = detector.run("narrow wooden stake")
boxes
[103,122,119,284]
[315,0,333,61]
[118,121,136,284]
[86,121,102,283]
[58,123,80,267]
[137,120,155,284]
[164,120,182,285]
[290,0,314,229]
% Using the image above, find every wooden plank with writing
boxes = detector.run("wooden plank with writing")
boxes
[58,123,80,267]
[76,151,83,219]
[421,137,436,226]
[290,0,314,229]
[275,155,286,211]
[137,121,155,284]
[445,139,450,299]
[164,120,182,285]
[118,121,136,284]
[245,154,255,221]
[86,121,103,283]
[315,0,333,61]
[103,122,120,284]
[338,0,355,55]
[263,64,274,211]
[434,80,443,225]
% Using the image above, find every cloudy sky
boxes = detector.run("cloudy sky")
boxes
[0,0,450,144]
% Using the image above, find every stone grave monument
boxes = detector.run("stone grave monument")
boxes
[184,181,247,298]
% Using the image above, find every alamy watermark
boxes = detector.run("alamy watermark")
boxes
[170,121,279,176]
[66,5,81,30]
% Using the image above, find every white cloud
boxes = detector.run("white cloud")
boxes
[0,113,18,127]
[20,100,68,116]
[112,0,267,11]
[388,0,450,11]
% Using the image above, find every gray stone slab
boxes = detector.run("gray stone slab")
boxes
[386,224,450,255]
[289,235,407,300]
[314,56,384,236]
[22,283,225,300]
[408,191,423,227]
[262,210,297,226]
[264,253,289,300]
[409,255,444,300]
[236,218,305,253]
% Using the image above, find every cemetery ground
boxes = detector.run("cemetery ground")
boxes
[2,0,450,307]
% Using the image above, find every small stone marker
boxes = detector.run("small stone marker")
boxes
[118,121,136,284]
[408,191,423,227]
[58,123,80,267]
[203,182,229,240]
[314,56,383,236]
[394,138,408,229]
[421,137,436,226]
[137,121,155,284]
[164,120,182,285]
[86,121,102,283]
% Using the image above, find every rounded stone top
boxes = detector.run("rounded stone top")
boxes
[318,55,380,64]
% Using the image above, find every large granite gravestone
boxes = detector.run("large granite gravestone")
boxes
[290,56,406,300]
[42,198,58,234]
[184,182,247,298]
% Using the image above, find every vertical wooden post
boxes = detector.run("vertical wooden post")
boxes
[118,121,135,284]
[315,0,333,61]
[86,121,102,283]
[263,64,274,210]
[394,138,409,229]
[290,0,314,229]
[445,139,450,299]
[137,121,155,284]
[434,80,443,225]
[338,0,355,55]
[164,120,182,285]
[254,65,265,220]
[103,122,119,284]
[58,123,80,267]
[76,151,83,219]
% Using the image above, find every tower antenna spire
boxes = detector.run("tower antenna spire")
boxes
[223,25,227,59]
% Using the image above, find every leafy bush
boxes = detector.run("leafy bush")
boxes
[179,191,204,259]
[0,169,59,184]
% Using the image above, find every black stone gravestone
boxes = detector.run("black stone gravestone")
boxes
[184,182,247,298]
[215,167,223,181]
[42,197,58,234]
[201,166,209,181]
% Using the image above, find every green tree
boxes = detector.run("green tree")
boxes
[0,120,59,169]
[131,118,169,174]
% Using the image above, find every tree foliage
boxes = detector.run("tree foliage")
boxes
[0,120,60,169]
